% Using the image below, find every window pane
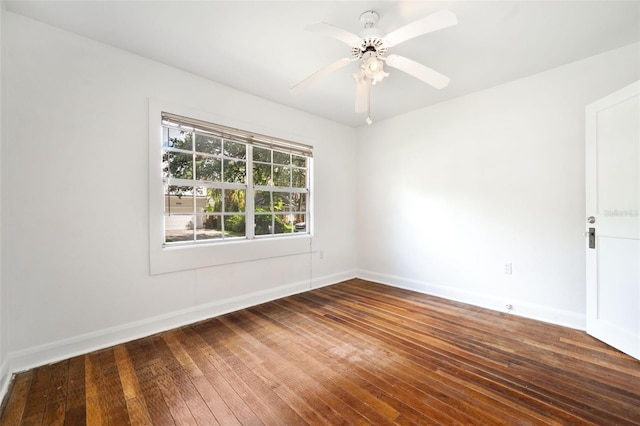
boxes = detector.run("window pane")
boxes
[196,214,223,240]
[225,189,245,212]
[273,192,291,212]
[274,214,294,234]
[165,186,194,213]
[162,152,170,179]
[273,166,291,187]
[163,127,170,149]
[254,191,271,211]
[223,159,246,183]
[195,133,221,155]
[292,155,306,167]
[292,193,307,212]
[165,214,195,243]
[166,151,193,179]
[253,146,271,162]
[224,215,246,237]
[223,140,247,159]
[206,188,222,213]
[292,168,306,188]
[167,128,192,150]
[195,156,221,181]
[273,151,290,165]
[253,163,271,186]
[255,214,273,236]
[293,214,307,233]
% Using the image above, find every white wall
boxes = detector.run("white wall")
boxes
[3,12,357,372]
[356,43,640,329]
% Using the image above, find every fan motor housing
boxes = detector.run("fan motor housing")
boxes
[352,37,387,60]
[353,10,387,60]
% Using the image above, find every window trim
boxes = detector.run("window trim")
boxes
[149,100,313,275]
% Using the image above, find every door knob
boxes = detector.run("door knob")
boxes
[587,216,596,224]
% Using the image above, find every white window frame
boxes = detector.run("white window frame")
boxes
[149,100,313,275]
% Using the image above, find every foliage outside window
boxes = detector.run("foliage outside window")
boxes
[162,113,311,245]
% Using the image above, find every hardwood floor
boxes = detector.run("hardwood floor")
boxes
[1,279,639,425]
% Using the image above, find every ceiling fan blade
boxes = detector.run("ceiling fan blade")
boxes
[290,58,354,93]
[355,79,371,113]
[385,54,450,89]
[383,10,458,47]
[306,22,362,47]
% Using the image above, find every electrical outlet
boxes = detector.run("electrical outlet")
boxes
[319,250,324,259]
[504,262,512,275]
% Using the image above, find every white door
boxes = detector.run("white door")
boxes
[585,80,640,360]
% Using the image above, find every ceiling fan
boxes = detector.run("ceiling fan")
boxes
[291,9,458,124]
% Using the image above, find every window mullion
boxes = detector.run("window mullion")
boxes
[246,145,255,239]
[192,144,197,242]
[192,187,197,243]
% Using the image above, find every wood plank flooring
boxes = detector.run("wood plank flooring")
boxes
[1,279,639,425]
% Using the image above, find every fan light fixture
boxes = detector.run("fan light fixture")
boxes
[291,9,458,125]
[356,56,388,85]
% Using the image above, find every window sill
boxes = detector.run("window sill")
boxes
[150,234,312,275]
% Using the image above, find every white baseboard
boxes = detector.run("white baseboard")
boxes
[8,271,354,375]
[357,269,586,331]
[312,269,357,289]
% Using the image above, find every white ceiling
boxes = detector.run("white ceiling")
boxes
[5,0,639,127]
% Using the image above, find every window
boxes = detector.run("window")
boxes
[161,112,312,246]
